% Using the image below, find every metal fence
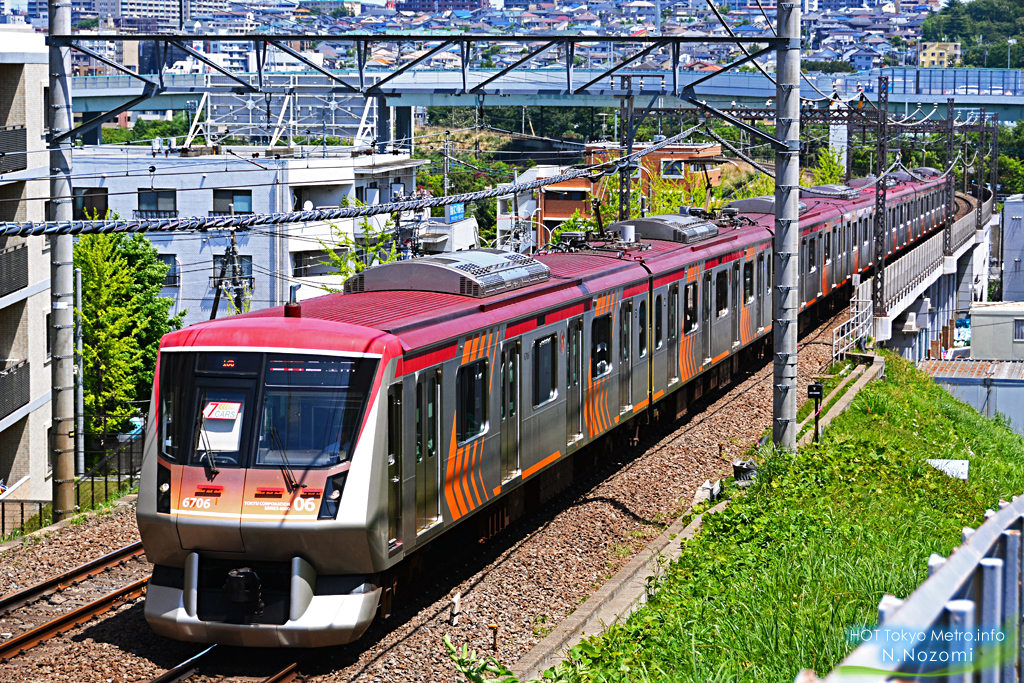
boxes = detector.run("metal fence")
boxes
[0,499,50,540]
[0,125,27,175]
[804,494,1024,683]
[0,242,28,298]
[833,278,873,364]
[74,418,146,513]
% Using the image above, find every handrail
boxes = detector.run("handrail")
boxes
[804,495,1024,682]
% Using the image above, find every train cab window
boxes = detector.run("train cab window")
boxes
[654,296,663,349]
[823,231,831,264]
[456,359,488,442]
[258,355,378,468]
[194,388,250,468]
[743,261,754,304]
[638,300,648,358]
[683,282,698,334]
[159,351,195,463]
[715,270,729,318]
[592,314,612,377]
[533,335,558,407]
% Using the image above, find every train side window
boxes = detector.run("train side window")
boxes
[638,300,648,358]
[683,282,698,334]
[758,253,766,299]
[416,371,440,462]
[824,231,831,264]
[532,335,558,407]
[807,238,816,273]
[654,295,663,349]
[456,360,487,442]
[743,261,754,304]
[592,314,612,377]
[715,269,729,318]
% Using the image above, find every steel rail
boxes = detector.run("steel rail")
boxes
[0,576,148,663]
[0,540,145,616]
[147,645,218,683]
[260,660,304,683]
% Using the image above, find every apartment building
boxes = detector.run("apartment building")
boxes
[71,145,425,325]
[918,41,961,68]
[0,29,52,501]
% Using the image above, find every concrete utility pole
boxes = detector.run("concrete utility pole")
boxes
[944,99,955,257]
[49,0,75,521]
[443,130,450,197]
[772,0,801,452]
[976,108,986,231]
[618,95,634,222]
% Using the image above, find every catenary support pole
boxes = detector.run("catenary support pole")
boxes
[944,99,955,256]
[75,268,84,477]
[872,76,889,320]
[772,0,800,451]
[49,0,75,521]
[976,108,986,231]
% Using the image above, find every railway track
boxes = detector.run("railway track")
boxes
[148,644,306,683]
[0,541,148,663]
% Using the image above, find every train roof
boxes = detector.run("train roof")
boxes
[172,173,946,355]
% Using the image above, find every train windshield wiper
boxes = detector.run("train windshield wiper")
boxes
[192,410,220,475]
[269,427,303,492]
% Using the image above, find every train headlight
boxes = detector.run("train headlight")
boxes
[157,463,171,514]
[318,471,349,520]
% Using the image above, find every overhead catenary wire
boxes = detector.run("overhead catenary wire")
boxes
[0,123,705,236]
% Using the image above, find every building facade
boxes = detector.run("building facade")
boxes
[918,42,961,68]
[71,146,423,326]
[0,29,52,501]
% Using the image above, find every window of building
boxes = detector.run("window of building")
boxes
[138,188,176,214]
[73,187,108,220]
[715,270,729,318]
[158,254,179,287]
[457,359,488,442]
[1015,319,1024,342]
[545,190,587,202]
[293,249,347,278]
[744,261,755,303]
[532,335,558,407]
[683,282,698,334]
[654,295,663,349]
[212,189,253,215]
[661,160,687,178]
[592,314,612,377]
[638,300,648,357]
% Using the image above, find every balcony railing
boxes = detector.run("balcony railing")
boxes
[0,243,28,299]
[133,210,178,219]
[0,126,27,175]
[208,211,254,217]
[0,360,29,422]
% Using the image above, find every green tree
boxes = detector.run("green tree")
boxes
[811,146,845,186]
[317,210,400,289]
[75,233,183,432]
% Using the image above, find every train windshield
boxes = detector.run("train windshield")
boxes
[256,355,378,468]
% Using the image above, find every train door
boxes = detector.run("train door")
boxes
[619,300,633,410]
[667,283,679,384]
[566,318,583,445]
[731,262,741,346]
[702,271,712,363]
[415,369,441,532]
[500,342,521,482]
[803,235,817,304]
[387,384,402,551]
[711,267,731,361]
[757,252,766,331]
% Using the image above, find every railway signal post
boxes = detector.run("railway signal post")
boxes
[773,0,801,451]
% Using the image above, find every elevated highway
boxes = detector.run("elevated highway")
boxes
[71,66,1024,121]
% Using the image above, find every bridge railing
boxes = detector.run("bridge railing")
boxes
[952,210,978,253]
[850,67,1024,98]
[801,495,1024,683]
[832,278,873,364]
[884,230,944,312]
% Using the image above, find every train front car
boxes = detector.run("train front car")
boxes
[137,316,401,647]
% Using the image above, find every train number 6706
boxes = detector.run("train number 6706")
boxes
[182,497,212,509]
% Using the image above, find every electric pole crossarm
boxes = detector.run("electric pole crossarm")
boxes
[66,41,159,86]
[470,40,558,93]
[574,40,667,94]
[268,40,359,92]
[684,96,787,151]
[51,84,159,145]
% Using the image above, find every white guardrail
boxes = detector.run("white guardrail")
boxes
[800,495,1024,683]
[832,278,873,363]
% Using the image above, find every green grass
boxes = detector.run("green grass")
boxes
[518,352,1024,682]
[796,360,855,424]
